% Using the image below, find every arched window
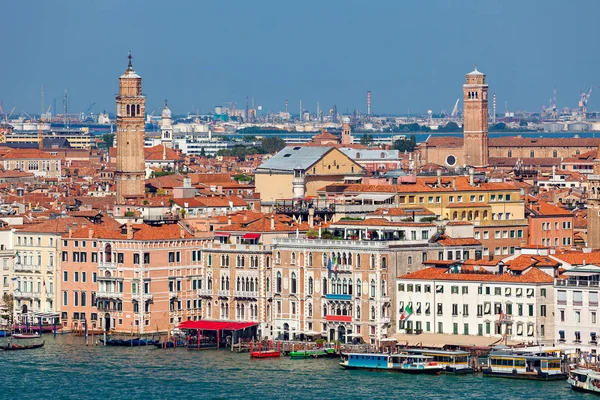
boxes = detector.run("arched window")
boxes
[226,277,230,290]
[381,279,386,296]
[236,277,241,291]
[370,254,375,269]
[356,305,361,319]
[266,277,270,292]
[126,104,131,116]
[276,272,282,293]
[356,279,361,296]
[323,278,327,295]
[266,257,270,268]
[276,252,281,264]
[342,278,348,294]
[308,277,313,295]
[308,303,313,317]
[225,255,229,267]
[553,150,558,158]
[371,306,375,320]
[348,279,353,295]
[221,276,225,289]
[337,278,342,294]
[356,254,361,268]
[348,252,352,267]
[308,252,313,267]
[136,104,140,115]
[322,253,327,267]
[508,150,512,158]
[221,255,225,266]
[342,253,347,265]
[408,256,413,265]
[323,305,327,316]
[530,150,535,158]
[371,279,376,297]
[291,272,297,294]
[208,277,212,289]
[291,252,296,265]
[381,257,387,269]
[246,277,250,291]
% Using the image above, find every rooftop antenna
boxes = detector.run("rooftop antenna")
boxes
[63,89,69,128]
[41,85,44,117]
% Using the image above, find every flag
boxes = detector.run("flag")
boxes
[327,258,332,273]
[13,251,19,259]
[497,311,505,326]
[400,303,413,321]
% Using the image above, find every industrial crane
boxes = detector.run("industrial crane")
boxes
[450,98,460,117]
[579,86,593,118]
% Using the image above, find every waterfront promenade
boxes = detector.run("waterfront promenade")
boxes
[0,335,580,399]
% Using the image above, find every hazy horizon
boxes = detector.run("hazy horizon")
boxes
[4,0,599,117]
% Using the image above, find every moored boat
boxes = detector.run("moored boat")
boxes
[0,341,45,351]
[339,353,442,374]
[13,333,41,339]
[402,349,473,374]
[568,369,600,394]
[0,331,11,337]
[483,351,566,380]
[250,341,281,358]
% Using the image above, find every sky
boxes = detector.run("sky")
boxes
[3,0,600,117]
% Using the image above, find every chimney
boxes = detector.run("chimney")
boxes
[308,207,315,227]
[68,228,73,238]
[436,169,442,186]
[180,228,185,239]
[452,177,456,191]
[88,228,94,239]
[126,220,133,240]
[228,215,232,226]
[488,251,494,262]
[469,168,474,186]
[270,215,275,231]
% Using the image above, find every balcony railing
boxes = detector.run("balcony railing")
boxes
[574,301,583,306]
[99,262,117,270]
[14,264,41,273]
[380,296,390,303]
[557,279,600,288]
[169,292,178,299]
[197,289,212,296]
[326,294,352,301]
[325,315,352,322]
[218,290,229,297]
[15,291,34,299]
[234,290,258,298]
[96,291,123,300]
[557,300,567,305]
[143,293,153,301]
[380,317,391,324]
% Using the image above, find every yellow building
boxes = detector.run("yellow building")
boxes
[255,146,364,204]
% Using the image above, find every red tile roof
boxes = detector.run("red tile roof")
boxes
[399,266,554,284]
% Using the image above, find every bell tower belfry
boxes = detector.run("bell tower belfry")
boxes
[115,52,146,203]
[463,66,489,167]
[588,147,600,249]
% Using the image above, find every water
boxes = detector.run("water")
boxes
[0,336,586,399]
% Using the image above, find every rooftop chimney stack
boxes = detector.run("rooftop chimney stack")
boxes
[271,215,275,231]
[469,168,475,186]
[126,220,133,240]
[437,169,442,186]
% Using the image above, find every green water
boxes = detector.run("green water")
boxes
[0,335,588,399]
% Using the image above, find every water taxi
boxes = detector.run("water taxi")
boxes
[250,341,281,358]
[483,351,566,380]
[289,348,336,359]
[568,369,600,394]
[402,349,473,374]
[339,353,442,374]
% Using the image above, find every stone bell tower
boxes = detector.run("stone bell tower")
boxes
[588,147,600,249]
[463,66,489,167]
[115,52,146,203]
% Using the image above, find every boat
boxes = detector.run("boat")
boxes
[402,349,473,374]
[250,341,281,358]
[482,351,566,380]
[154,340,187,349]
[339,353,443,374]
[0,341,45,351]
[100,338,160,346]
[0,331,11,337]
[289,347,336,359]
[568,369,600,394]
[13,333,41,339]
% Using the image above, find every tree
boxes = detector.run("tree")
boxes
[437,122,461,132]
[519,120,528,127]
[393,134,417,152]
[261,136,286,154]
[360,133,374,146]
[200,147,206,157]
[0,293,13,326]
[101,133,115,148]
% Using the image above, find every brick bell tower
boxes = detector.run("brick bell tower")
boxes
[115,52,146,203]
[587,147,600,249]
[463,66,489,167]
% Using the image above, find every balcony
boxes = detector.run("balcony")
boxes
[197,289,212,297]
[96,291,123,300]
[557,279,600,288]
[99,262,117,270]
[46,265,54,273]
[326,294,352,301]
[380,296,390,303]
[573,301,583,306]
[169,292,178,299]
[234,291,257,299]
[14,264,41,273]
[46,292,54,300]
[218,290,229,297]
[14,291,33,299]
[591,302,599,307]
[557,300,567,305]
[325,315,352,322]
[380,316,391,324]
[143,293,153,301]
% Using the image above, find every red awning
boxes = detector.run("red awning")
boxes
[242,233,261,240]
[214,232,231,237]
[178,320,257,331]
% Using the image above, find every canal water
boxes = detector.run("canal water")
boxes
[0,335,587,399]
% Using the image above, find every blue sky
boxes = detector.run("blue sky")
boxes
[4,0,599,116]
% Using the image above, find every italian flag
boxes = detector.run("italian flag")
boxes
[400,303,413,321]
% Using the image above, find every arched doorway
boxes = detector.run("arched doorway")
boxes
[338,325,346,344]
[283,323,290,341]
[104,313,111,332]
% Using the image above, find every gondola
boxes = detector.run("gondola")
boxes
[13,333,41,339]
[0,341,45,351]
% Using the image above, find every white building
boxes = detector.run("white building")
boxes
[396,257,557,344]
[555,264,600,351]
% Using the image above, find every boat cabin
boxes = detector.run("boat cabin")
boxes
[402,349,472,373]
[484,352,565,380]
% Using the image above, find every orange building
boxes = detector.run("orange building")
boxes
[526,200,574,250]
